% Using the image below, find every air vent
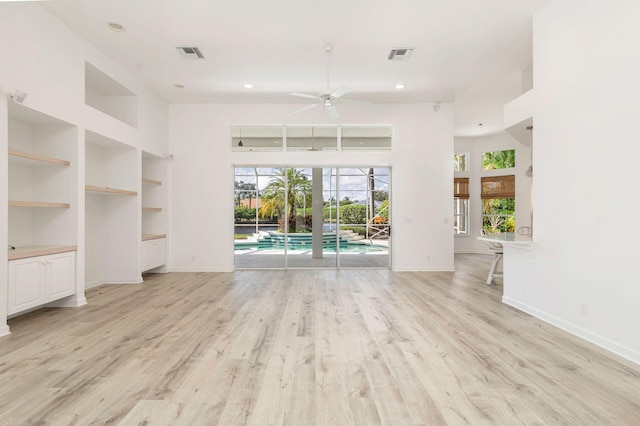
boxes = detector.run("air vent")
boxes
[176,47,205,60]
[387,48,414,61]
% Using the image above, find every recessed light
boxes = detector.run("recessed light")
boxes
[174,84,185,89]
[107,22,125,32]
[243,83,254,89]
[395,84,406,89]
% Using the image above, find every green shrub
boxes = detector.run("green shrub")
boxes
[234,206,256,223]
[340,204,367,224]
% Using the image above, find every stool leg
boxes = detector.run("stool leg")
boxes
[487,252,503,285]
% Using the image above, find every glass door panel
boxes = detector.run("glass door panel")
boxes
[287,167,337,268]
[234,167,285,268]
[337,168,390,268]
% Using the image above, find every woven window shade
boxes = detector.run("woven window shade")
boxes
[481,175,515,199]
[454,177,469,199]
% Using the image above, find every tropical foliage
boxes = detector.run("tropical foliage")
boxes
[234,206,256,223]
[258,168,312,232]
[482,149,515,170]
[481,150,516,232]
[234,181,257,207]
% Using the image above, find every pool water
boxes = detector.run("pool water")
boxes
[234,241,386,253]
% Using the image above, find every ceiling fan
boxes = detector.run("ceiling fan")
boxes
[290,44,362,119]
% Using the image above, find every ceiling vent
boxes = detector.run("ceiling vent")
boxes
[176,47,205,60]
[387,48,414,61]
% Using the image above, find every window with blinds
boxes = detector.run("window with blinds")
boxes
[454,177,469,235]
[481,175,515,233]
[481,175,515,199]
[454,177,469,199]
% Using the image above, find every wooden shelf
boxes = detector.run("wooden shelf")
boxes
[142,234,166,241]
[9,201,70,208]
[8,149,70,167]
[85,185,137,196]
[142,207,162,212]
[142,178,162,185]
[8,245,77,261]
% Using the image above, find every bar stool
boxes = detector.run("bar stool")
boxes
[480,229,503,285]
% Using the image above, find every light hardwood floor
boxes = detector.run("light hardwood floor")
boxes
[1,255,639,425]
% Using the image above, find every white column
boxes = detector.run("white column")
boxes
[312,168,323,259]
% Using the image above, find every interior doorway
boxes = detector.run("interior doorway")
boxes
[234,167,390,269]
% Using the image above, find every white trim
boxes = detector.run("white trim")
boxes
[171,267,234,273]
[47,296,87,308]
[85,279,104,289]
[502,296,640,366]
[392,266,456,272]
[102,277,144,285]
[0,325,10,338]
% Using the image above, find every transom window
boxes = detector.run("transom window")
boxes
[231,125,392,152]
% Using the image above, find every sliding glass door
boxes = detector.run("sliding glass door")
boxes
[233,167,390,269]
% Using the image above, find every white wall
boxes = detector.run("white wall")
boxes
[454,133,532,253]
[504,0,640,364]
[169,102,454,272]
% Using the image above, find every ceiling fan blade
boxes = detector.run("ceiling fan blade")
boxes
[290,92,320,99]
[330,86,351,99]
[292,103,319,114]
[326,104,340,119]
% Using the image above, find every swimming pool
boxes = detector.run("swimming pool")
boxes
[234,231,387,253]
[234,242,387,253]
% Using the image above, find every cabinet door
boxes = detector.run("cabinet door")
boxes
[47,252,75,300]
[142,238,166,272]
[141,240,154,271]
[8,257,46,315]
[152,238,166,268]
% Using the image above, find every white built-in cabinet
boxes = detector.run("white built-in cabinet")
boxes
[8,250,75,315]
[142,236,166,272]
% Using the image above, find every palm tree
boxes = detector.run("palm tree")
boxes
[259,168,312,232]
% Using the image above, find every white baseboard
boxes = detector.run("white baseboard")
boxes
[87,277,144,286]
[502,296,640,366]
[0,325,10,338]
[47,295,88,308]
[85,279,104,289]
[392,266,456,272]
[104,276,144,285]
[170,267,234,273]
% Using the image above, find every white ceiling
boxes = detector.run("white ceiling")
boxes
[42,0,549,136]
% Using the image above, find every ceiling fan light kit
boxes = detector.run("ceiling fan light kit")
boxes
[290,44,367,119]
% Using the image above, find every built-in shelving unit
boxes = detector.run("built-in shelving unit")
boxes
[141,151,167,272]
[142,234,166,241]
[9,149,71,167]
[7,101,78,253]
[85,130,140,287]
[8,201,70,208]
[142,178,161,186]
[85,185,137,196]
[5,101,79,317]
[85,62,138,128]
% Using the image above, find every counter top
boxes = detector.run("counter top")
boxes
[478,233,533,248]
[8,245,77,260]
